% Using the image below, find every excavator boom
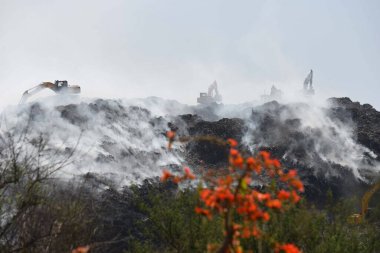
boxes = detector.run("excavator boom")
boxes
[361,180,380,217]
[19,81,81,104]
[349,178,380,224]
[303,70,315,96]
[20,83,49,104]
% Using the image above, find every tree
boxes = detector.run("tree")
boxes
[0,108,88,252]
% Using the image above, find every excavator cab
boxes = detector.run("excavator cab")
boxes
[55,80,68,88]
[54,80,69,92]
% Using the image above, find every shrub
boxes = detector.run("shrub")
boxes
[163,133,304,253]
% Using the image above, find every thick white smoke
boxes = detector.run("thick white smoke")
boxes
[0,97,185,186]
[241,101,379,180]
[1,94,379,186]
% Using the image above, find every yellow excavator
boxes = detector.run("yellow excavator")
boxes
[349,179,380,224]
[20,80,81,104]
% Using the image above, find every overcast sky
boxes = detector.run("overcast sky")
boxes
[0,0,379,109]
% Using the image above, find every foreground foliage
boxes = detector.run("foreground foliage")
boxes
[124,133,380,253]
[123,183,380,253]
[162,136,304,253]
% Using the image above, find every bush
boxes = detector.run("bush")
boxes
[120,182,379,253]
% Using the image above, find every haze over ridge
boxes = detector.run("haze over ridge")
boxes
[0,0,379,109]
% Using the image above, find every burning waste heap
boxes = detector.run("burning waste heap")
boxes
[1,94,380,252]
[1,95,379,201]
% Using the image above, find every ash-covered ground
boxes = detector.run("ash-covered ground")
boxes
[1,96,379,201]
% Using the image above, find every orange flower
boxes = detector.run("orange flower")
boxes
[216,188,234,202]
[277,190,291,200]
[253,191,271,202]
[227,138,238,147]
[200,189,212,200]
[230,148,239,156]
[290,179,304,192]
[246,156,255,165]
[160,170,172,182]
[259,151,271,160]
[232,156,244,168]
[195,207,212,219]
[266,199,282,209]
[262,212,270,221]
[220,175,234,186]
[184,167,196,180]
[272,159,281,168]
[260,151,282,170]
[195,207,204,214]
[172,176,181,184]
[281,169,297,181]
[72,246,90,253]
[247,202,257,212]
[275,243,302,253]
[288,169,297,177]
[291,190,301,203]
[204,194,217,208]
[246,157,261,173]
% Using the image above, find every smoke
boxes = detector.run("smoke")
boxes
[0,97,186,186]
[239,100,379,180]
[1,93,379,187]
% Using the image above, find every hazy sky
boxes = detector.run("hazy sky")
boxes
[1,0,379,109]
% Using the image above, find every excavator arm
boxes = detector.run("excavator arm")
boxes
[349,179,380,224]
[19,82,54,104]
[19,81,81,104]
[207,81,222,102]
[361,180,380,217]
